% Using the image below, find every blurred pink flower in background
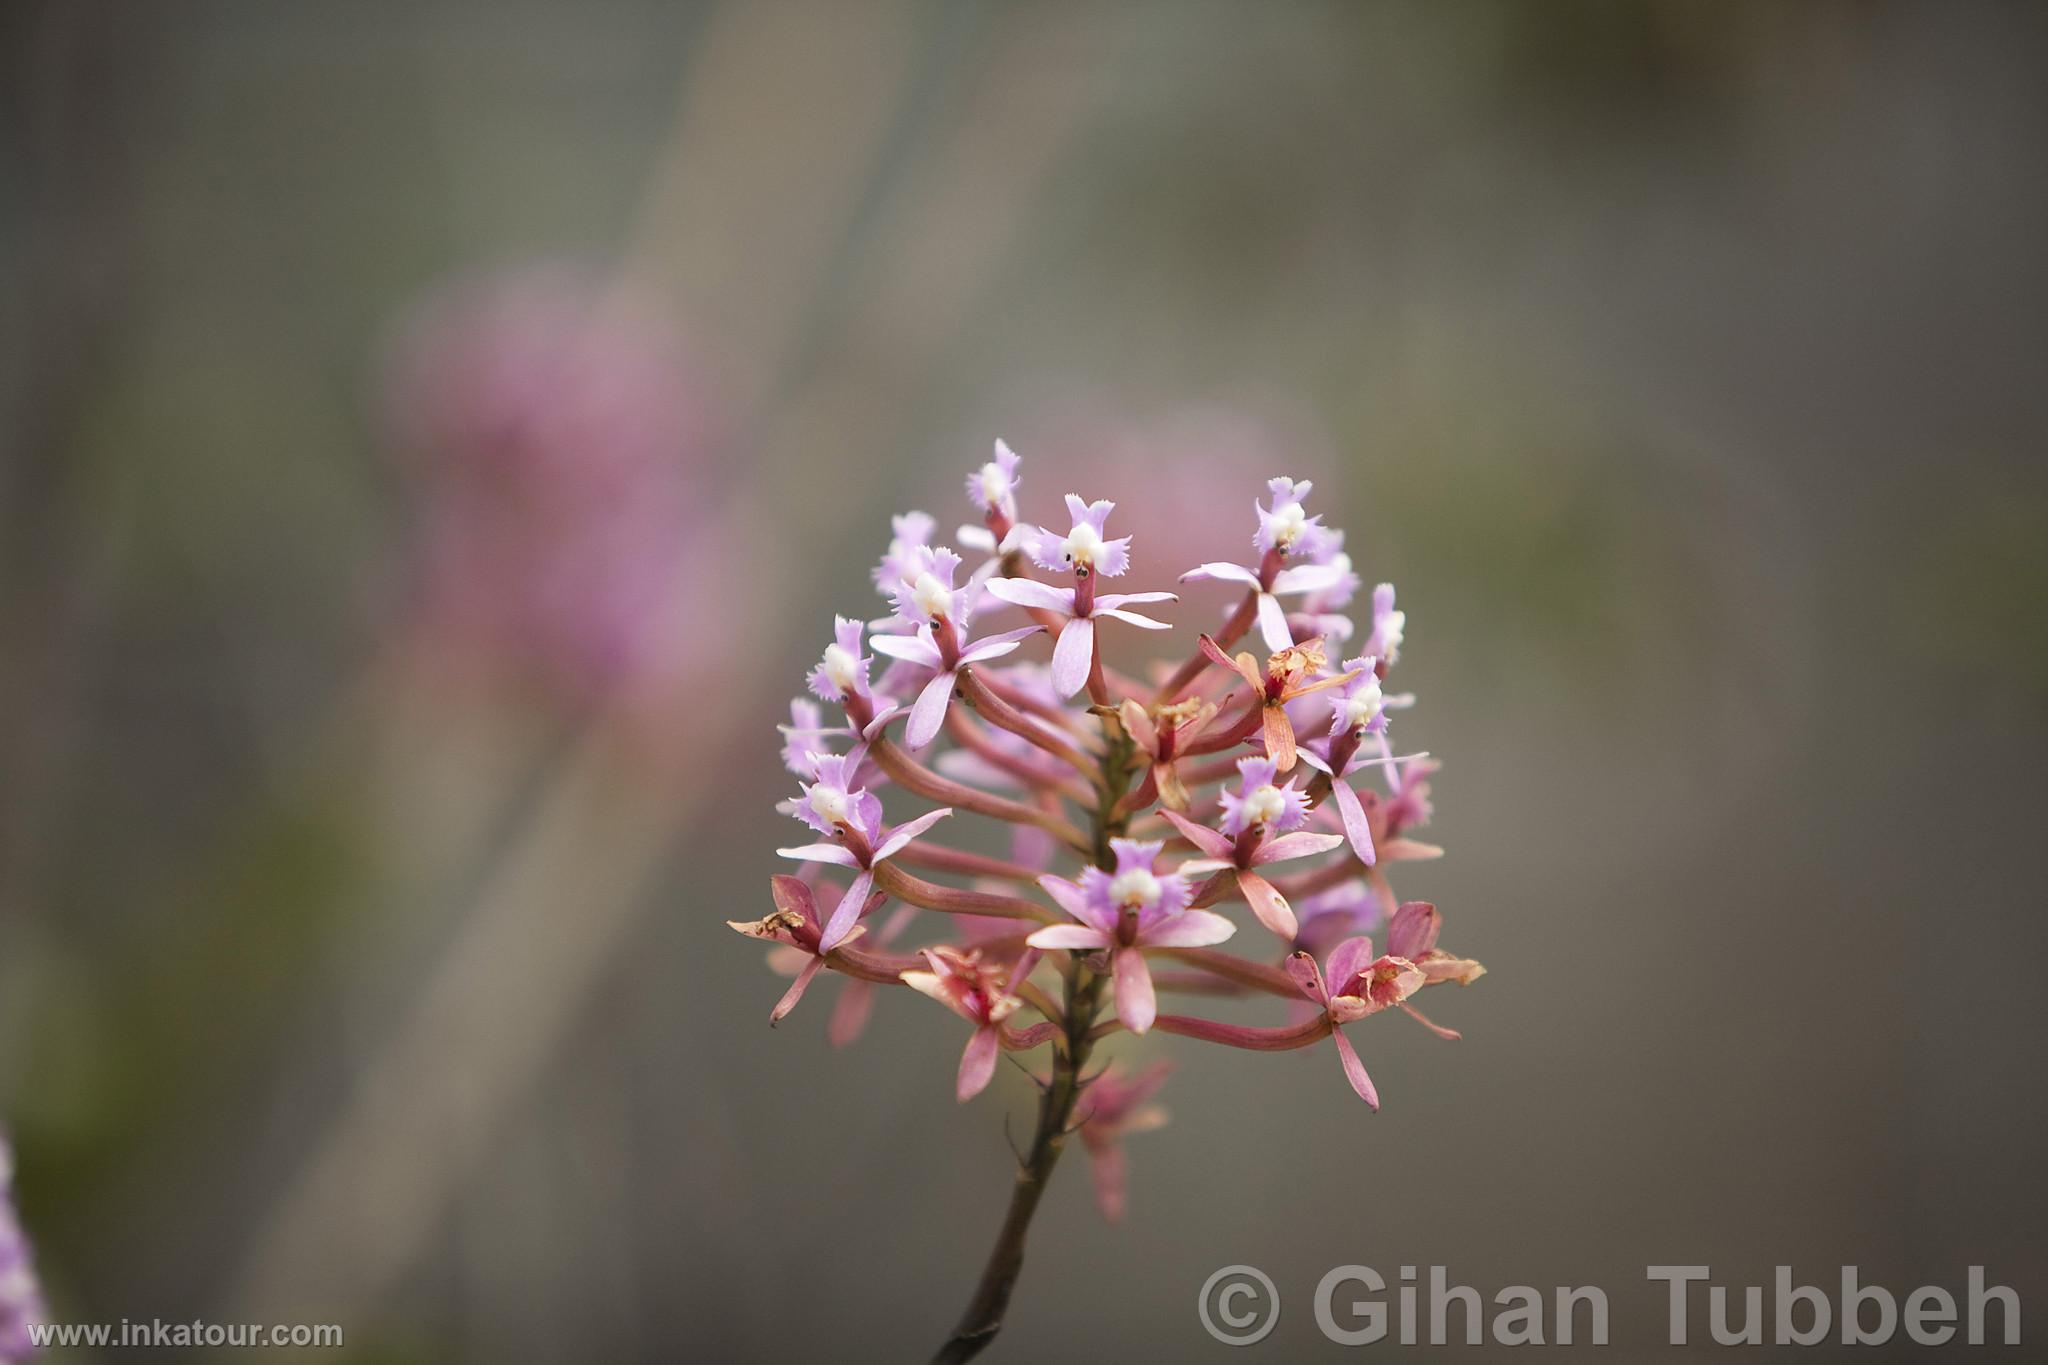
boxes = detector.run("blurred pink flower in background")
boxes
[380,265,725,712]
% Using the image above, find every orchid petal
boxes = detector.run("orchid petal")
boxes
[983,577,1076,614]
[817,870,875,953]
[1050,615,1095,698]
[1326,934,1377,991]
[1089,1141,1130,1223]
[1271,562,1346,595]
[1282,949,1327,1004]
[769,874,821,934]
[1261,705,1298,772]
[1388,901,1441,959]
[1139,910,1237,948]
[1118,699,1158,753]
[1027,924,1114,950]
[1255,592,1294,652]
[1331,1028,1381,1108]
[957,1027,1002,1101]
[828,981,875,1048]
[1179,561,1260,586]
[770,957,827,1024]
[1330,779,1378,866]
[904,669,957,749]
[1253,831,1347,865]
[1114,949,1158,1035]
[1036,873,1091,922]
[1158,809,1235,861]
[959,624,1044,663]
[1100,609,1172,630]
[1198,633,1264,689]
[874,806,954,862]
[776,843,861,867]
[1238,869,1299,939]
[1094,591,1177,610]
[868,631,944,669]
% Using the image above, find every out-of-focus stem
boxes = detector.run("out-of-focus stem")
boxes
[1149,946,1299,997]
[943,708,1092,807]
[931,961,1105,1364]
[1150,1011,1331,1051]
[869,738,1090,853]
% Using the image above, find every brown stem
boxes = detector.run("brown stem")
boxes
[930,963,1106,1364]
[958,668,1101,783]
[874,863,1054,922]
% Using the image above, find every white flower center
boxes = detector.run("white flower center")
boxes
[807,786,851,826]
[1109,868,1160,910]
[1270,501,1307,549]
[1343,680,1384,733]
[1245,783,1287,825]
[822,643,861,693]
[1061,522,1105,570]
[979,463,1009,507]
[912,571,953,620]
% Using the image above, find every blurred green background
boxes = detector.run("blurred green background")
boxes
[3,1,2044,1360]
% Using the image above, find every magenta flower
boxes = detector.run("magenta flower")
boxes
[0,1131,44,1365]
[1181,477,1351,652]
[1162,757,1346,939]
[1383,900,1487,1039]
[1026,494,1132,579]
[1075,1061,1173,1223]
[728,874,891,1021]
[1284,937,1427,1108]
[1296,656,1400,865]
[958,439,1025,557]
[778,745,953,950]
[902,946,1044,1101]
[869,613,1043,749]
[983,573,1176,698]
[1027,839,1235,1034]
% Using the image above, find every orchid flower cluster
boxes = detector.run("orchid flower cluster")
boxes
[733,441,1483,1360]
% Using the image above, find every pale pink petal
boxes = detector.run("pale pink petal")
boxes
[1036,873,1091,920]
[1180,560,1260,586]
[1387,901,1441,959]
[1331,1027,1381,1108]
[770,957,827,1024]
[1158,809,1235,861]
[1094,590,1177,611]
[1026,924,1113,951]
[956,1026,1001,1101]
[1401,1000,1463,1041]
[959,624,1044,663]
[1253,831,1347,866]
[858,703,902,740]
[1238,869,1300,939]
[1118,699,1158,752]
[769,874,821,933]
[904,669,958,749]
[982,576,1076,614]
[817,869,875,952]
[1326,935,1377,991]
[868,631,944,668]
[1089,1141,1130,1223]
[1271,562,1346,595]
[1139,909,1238,948]
[1050,615,1096,698]
[1330,779,1378,866]
[873,806,954,861]
[1255,592,1293,652]
[776,843,860,868]
[1100,609,1172,630]
[828,981,875,1048]
[1114,949,1158,1035]
[1282,949,1327,1004]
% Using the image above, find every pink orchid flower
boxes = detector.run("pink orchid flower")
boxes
[1382,900,1486,1040]
[727,873,891,1022]
[1284,936,1426,1108]
[901,945,1045,1101]
[1075,1061,1174,1223]
[1180,477,1351,652]
[1161,757,1346,940]
[984,496,1175,698]
[1197,634,1358,773]
[777,744,954,951]
[1026,838,1235,1035]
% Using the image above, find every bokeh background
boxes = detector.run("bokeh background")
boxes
[4,1,2045,1360]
